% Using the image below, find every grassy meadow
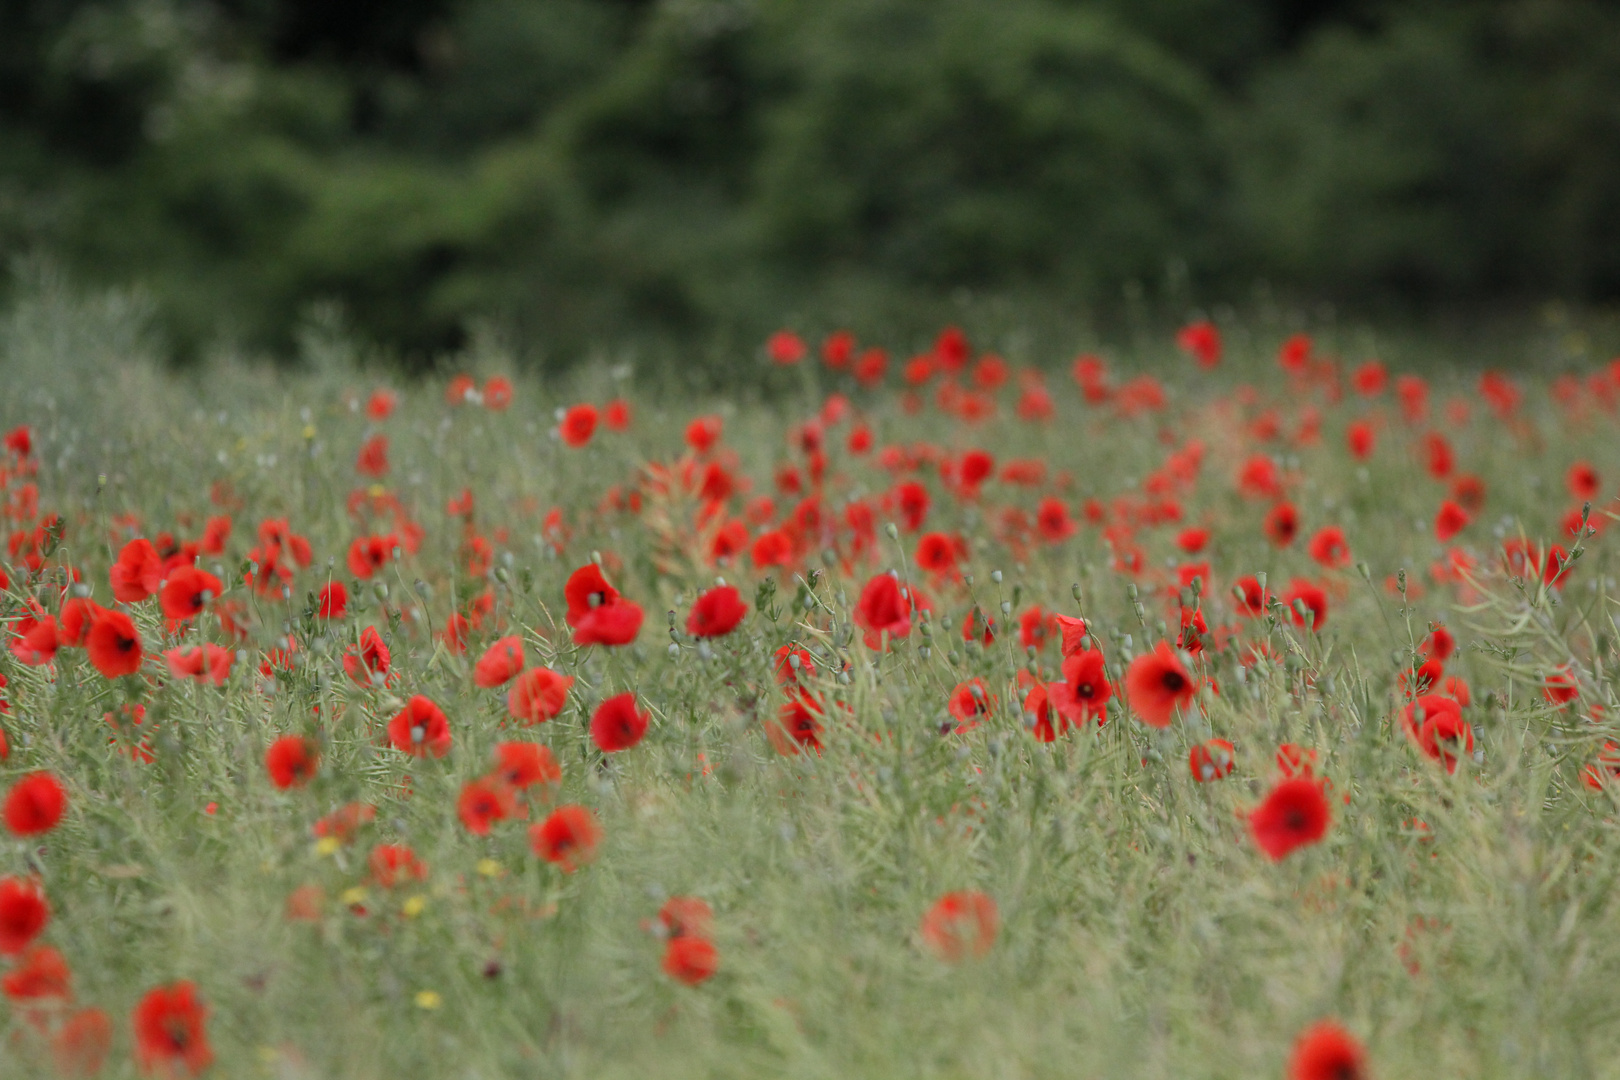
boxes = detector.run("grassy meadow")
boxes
[1,283,1619,1079]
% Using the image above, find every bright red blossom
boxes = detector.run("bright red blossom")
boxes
[132,981,213,1077]
[1125,642,1195,728]
[591,693,650,753]
[0,877,49,955]
[265,736,320,789]
[531,805,602,871]
[5,773,66,837]
[387,695,452,758]
[687,585,748,637]
[474,636,525,688]
[1288,1021,1367,1080]
[1249,777,1332,860]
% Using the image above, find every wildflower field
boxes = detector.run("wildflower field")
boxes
[3,290,1620,1080]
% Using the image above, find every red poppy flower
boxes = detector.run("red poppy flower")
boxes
[946,678,995,732]
[773,645,817,687]
[3,943,71,1001]
[654,896,714,943]
[1544,668,1579,705]
[1417,706,1473,773]
[822,330,856,368]
[346,534,395,579]
[1176,320,1222,368]
[1277,333,1311,373]
[1582,742,1620,789]
[265,736,320,789]
[458,777,517,835]
[1237,455,1282,500]
[1264,502,1300,547]
[1435,500,1470,542]
[10,610,58,666]
[957,449,995,496]
[531,804,602,871]
[1125,642,1195,728]
[473,636,525,688]
[919,891,998,962]
[687,585,747,638]
[483,375,513,410]
[895,481,930,531]
[1017,606,1057,651]
[110,538,164,603]
[1189,739,1235,781]
[355,434,389,477]
[494,742,561,789]
[53,1006,112,1077]
[5,772,65,837]
[932,325,970,372]
[1023,682,1065,742]
[1176,527,1210,554]
[3,425,32,458]
[685,415,723,454]
[387,695,452,758]
[1050,649,1112,725]
[342,626,392,687]
[853,573,916,649]
[663,935,719,985]
[318,581,348,619]
[165,643,234,686]
[1249,777,1332,860]
[1035,497,1076,543]
[563,564,644,647]
[1054,614,1090,656]
[0,877,49,954]
[1386,374,1425,423]
[961,607,995,646]
[767,329,806,365]
[1401,692,1460,743]
[1306,526,1351,568]
[155,565,221,623]
[366,388,398,419]
[1423,432,1454,478]
[1348,359,1385,395]
[603,398,632,430]
[56,598,102,647]
[768,692,825,755]
[915,533,960,575]
[1283,580,1328,631]
[1397,657,1444,699]
[1346,420,1375,459]
[560,404,598,448]
[508,667,574,725]
[1287,1021,1367,1080]
[591,693,650,753]
[1568,461,1601,500]
[132,981,213,1077]
[368,844,428,887]
[750,529,793,569]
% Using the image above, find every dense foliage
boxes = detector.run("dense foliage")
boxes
[3,0,1619,364]
[0,279,1619,1076]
